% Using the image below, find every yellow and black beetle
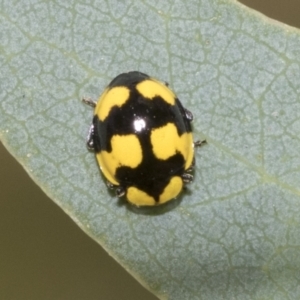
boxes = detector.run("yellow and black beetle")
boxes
[83,71,205,206]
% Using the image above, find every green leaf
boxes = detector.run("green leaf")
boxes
[1,0,300,299]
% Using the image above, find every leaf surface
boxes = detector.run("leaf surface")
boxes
[1,0,300,299]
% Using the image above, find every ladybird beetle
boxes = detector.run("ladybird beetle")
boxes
[83,71,205,206]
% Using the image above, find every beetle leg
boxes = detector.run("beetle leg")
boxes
[107,182,126,198]
[82,97,97,108]
[184,108,194,121]
[181,172,193,184]
[116,186,126,198]
[86,124,95,150]
[194,140,207,148]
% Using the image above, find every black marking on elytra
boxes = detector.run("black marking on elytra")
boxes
[108,71,150,89]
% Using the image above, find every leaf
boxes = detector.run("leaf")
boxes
[1,0,300,299]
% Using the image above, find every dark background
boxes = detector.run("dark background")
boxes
[1,2,299,299]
